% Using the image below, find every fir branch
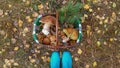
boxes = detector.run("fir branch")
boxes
[58,0,83,25]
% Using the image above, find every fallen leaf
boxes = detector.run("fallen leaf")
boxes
[89,8,93,12]
[27,18,32,23]
[84,4,90,10]
[18,19,23,27]
[110,38,113,42]
[5,59,10,64]
[77,49,82,55]
[104,41,107,45]
[93,61,97,67]
[97,30,101,34]
[97,7,100,10]
[23,27,29,33]
[0,30,5,35]
[97,41,101,46]
[3,64,7,68]
[26,1,30,5]
[112,12,116,19]
[10,59,14,63]
[87,25,91,36]
[13,28,17,32]
[47,57,50,62]
[8,4,12,8]
[99,21,103,25]
[26,16,30,20]
[11,38,16,44]
[23,0,26,2]
[32,12,38,17]
[104,17,109,23]
[112,2,116,8]
[14,47,19,51]
[30,59,36,63]
[84,14,88,18]
[13,62,19,66]
[0,9,3,16]
[38,4,44,10]
[25,44,30,48]
[2,49,6,52]
[85,64,90,68]
[74,57,79,61]
[0,51,2,54]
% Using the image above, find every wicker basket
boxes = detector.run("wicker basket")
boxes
[32,12,82,50]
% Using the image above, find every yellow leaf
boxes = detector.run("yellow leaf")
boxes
[23,27,28,33]
[84,14,88,18]
[26,16,30,19]
[8,4,12,8]
[26,1,30,5]
[13,62,19,66]
[110,38,113,42]
[13,28,17,32]
[112,12,116,18]
[32,12,38,17]
[97,30,101,34]
[97,41,101,46]
[93,61,97,67]
[25,44,30,48]
[38,4,43,9]
[0,9,3,15]
[30,59,36,63]
[14,47,19,51]
[89,8,93,12]
[97,7,100,10]
[77,49,82,55]
[104,17,109,23]
[87,25,91,36]
[2,49,6,52]
[84,4,90,10]
[18,19,23,27]
[47,57,50,62]
[85,64,90,68]
[10,59,14,63]
[87,25,91,30]
[112,2,116,8]
[0,51,2,54]
[74,57,79,61]
[99,21,103,25]
[5,59,10,63]
[27,18,32,23]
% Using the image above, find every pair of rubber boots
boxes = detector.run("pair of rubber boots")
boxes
[50,51,72,68]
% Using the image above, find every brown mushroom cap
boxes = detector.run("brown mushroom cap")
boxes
[63,28,78,40]
[39,15,56,25]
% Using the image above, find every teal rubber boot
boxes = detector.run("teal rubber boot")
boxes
[50,51,60,68]
[62,51,72,68]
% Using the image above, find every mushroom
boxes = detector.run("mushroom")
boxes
[42,37,50,45]
[48,35,56,45]
[39,15,56,35]
[62,28,78,42]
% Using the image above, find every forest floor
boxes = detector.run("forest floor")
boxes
[0,0,120,68]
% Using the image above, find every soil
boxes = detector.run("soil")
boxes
[0,0,120,68]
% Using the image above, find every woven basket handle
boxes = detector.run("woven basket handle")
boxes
[55,11,59,47]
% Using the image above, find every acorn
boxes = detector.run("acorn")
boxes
[42,37,50,45]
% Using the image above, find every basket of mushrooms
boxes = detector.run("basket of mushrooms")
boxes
[32,2,83,50]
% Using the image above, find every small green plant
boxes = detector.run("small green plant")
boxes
[58,0,83,25]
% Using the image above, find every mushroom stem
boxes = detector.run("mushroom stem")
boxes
[42,23,51,35]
